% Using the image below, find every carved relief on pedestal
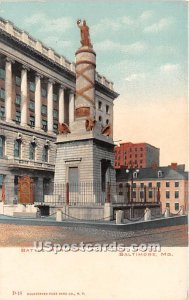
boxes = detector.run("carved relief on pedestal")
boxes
[58,123,71,134]
[85,118,96,131]
[75,107,90,118]
[101,124,112,137]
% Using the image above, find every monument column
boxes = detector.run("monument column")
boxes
[47,79,54,133]
[69,91,75,124]
[5,57,14,123]
[34,73,42,130]
[21,65,29,126]
[58,85,65,124]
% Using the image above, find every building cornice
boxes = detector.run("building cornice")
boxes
[0,24,119,99]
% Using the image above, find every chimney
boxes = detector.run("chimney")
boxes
[170,163,177,170]
[151,162,158,169]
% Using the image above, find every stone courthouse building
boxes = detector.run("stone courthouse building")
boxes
[0,17,118,205]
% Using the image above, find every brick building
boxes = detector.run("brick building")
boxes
[114,142,160,169]
[0,17,117,205]
[116,163,188,214]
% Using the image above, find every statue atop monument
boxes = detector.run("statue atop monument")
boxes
[77,19,92,48]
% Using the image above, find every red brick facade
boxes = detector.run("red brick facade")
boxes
[114,142,159,169]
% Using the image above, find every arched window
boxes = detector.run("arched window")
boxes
[29,142,36,160]
[0,136,5,158]
[14,139,21,158]
[42,145,49,162]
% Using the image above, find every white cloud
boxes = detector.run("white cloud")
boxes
[24,13,73,33]
[144,17,174,33]
[160,64,179,73]
[139,10,153,21]
[125,73,146,82]
[91,18,121,35]
[95,40,147,54]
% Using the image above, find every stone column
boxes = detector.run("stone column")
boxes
[21,65,29,126]
[58,85,65,124]
[34,73,42,130]
[69,91,75,124]
[47,79,54,133]
[5,57,14,123]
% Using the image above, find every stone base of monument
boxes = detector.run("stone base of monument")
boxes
[144,208,151,221]
[164,207,170,218]
[103,203,113,221]
[0,202,39,217]
[116,210,124,225]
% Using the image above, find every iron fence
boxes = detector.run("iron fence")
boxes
[1,180,160,206]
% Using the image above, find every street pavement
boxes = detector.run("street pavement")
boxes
[0,221,187,247]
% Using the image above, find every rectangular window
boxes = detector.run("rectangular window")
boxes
[53,94,58,101]
[42,120,47,131]
[175,203,179,211]
[132,191,136,199]
[175,182,179,187]
[14,140,21,158]
[0,174,3,187]
[0,136,5,158]
[148,191,153,198]
[106,105,109,114]
[140,191,144,199]
[166,203,170,208]
[166,191,170,199]
[41,105,47,115]
[42,146,49,162]
[30,116,35,127]
[0,68,5,80]
[15,111,21,123]
[98,101,102,110]
[166,182,170,187]
[15,76,21,86]
[15,95,21,105]
[53,110,58,119]
[140,183,144,188]
[41,88,47,97]
[148,182,152,188]
[175,191,179,199]
[29,82,35,92]
[0,88,5,99]
[53,123,58,130]
[132,183,136,188]
[0,106,5,118]
[157,182,161,188]
[29,101,35,111]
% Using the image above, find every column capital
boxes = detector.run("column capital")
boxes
[48,78,55,85]
[6,57,15,64]
[59,83,67,90]
[22,64,30,71]
[35,72,43,79]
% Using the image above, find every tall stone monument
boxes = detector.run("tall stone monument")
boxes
[54,20,118,204]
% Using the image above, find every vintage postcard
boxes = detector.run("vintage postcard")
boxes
[0,0,188,300]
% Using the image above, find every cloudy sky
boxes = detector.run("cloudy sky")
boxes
[0,0,188,168]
